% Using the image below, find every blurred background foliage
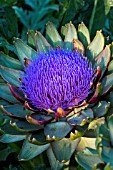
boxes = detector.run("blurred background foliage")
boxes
[0,0,113,53]
[1,0,113,169]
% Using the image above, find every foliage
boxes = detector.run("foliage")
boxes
[13,0,59,34]
[0,0,113,169]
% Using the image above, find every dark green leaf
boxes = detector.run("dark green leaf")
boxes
[94,45,110,77]
[29,130,47,145]
[0,134,26,143]
[78,22,90,49]
[76,152,103,170]
[14,38,37,66]
[0,65,21,87]
[108,60,113,74]
[0,83,18,103]
[101,73,113,95]
[0,146,16,161]
[18,137,50,160]
[62,0,84,25]
[107,115,113,146]
[1,123,26,135]
[93,101,110,117]
[10,120,43,132]
[27,30,36,49]
[26,113,53,125]
[52,138,80,162]
[67,109,93,126]
[89,0,108,37]
[35,31,52,52]
[44,122,72,139]
[0,104,32,118]
[0,52,22,70]
[47,146,64,170]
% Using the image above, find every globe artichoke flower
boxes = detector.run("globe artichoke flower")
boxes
[0,21,113,168]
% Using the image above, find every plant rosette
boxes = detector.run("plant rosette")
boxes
[0,22,113,168]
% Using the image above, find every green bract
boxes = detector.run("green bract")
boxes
[0,21,113,169]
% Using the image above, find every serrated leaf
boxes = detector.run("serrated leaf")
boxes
[0,83,18,103]
[0,134,26,143]
[14,38,37,66]
[46,21,63,48]
[18,137,50,160]
[44,122,72,139]
[86,31,104,61]
[78,22,90,48]
[35,31,52,52]
[0,52,22,70]
[0,65,21,87]
[51,138,80,162]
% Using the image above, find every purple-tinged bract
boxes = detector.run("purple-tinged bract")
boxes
[21,49,94,111]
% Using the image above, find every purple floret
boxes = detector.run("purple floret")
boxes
[21,49,94,110]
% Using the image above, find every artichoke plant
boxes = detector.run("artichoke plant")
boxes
[0,21,113,169]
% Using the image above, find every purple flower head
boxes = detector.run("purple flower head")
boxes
[21,49,94,111]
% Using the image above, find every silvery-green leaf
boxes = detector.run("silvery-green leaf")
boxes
[0,83,18,103]
[18,137,50,161]
[27,30,36,49]
[78,22,90,48]
[52,138,80,162]
[0,65,21,87]
[14,38,37,66]
[0,134,26,143]
[0,52,22,70]
[35,31,52,52]
[46,22,63,48]
[86,31,104,61]
[44,122,72,139]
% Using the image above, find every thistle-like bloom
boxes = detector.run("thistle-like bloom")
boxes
[21,49,93,111]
